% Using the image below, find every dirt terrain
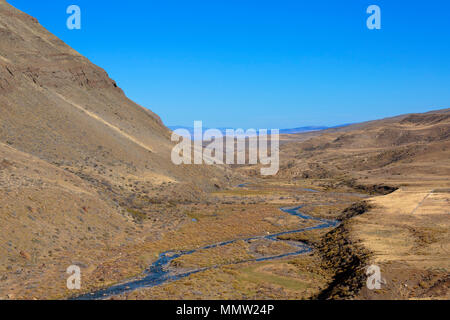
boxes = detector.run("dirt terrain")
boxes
[0,0,448,300]
[272,109,450,300]
[0,0,234,299]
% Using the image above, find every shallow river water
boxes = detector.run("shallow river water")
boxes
[73,205,339,300]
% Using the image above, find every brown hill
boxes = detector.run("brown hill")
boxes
[274,109,450,300]
[0,0,230,192]
[277,108,450,185]
[0,0,235,298]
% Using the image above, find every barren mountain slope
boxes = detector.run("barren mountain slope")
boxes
[277,108,450,184]
[0,141,138,298]
[0,1,235,299]
[0,0,230,194]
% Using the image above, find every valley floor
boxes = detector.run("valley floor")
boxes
[79,178,450,300]
[1,176,448,300]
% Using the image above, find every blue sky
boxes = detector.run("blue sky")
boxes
[8,0,450,128]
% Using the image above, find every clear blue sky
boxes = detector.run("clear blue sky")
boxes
[8,0,450,128]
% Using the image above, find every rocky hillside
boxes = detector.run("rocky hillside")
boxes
[277,108,450,185]
[0,0,236,298]
[0,0,232,190]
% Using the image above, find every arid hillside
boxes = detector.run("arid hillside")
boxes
[277,108,450,186]
[0,0,447,300]
[273,109,450,300]
[0,0,231,193]
[0,0,234,299]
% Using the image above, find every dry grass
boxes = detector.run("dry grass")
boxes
[352,186,450,299]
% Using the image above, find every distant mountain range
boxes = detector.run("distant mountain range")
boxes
[168,124,351,137]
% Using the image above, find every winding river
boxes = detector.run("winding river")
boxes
[73,205,339,300]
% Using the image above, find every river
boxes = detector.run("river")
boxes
[73,205,339,300]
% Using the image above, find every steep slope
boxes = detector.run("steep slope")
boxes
[0,1,235,299]
[0,0,230,194]
[0,141,137,298]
